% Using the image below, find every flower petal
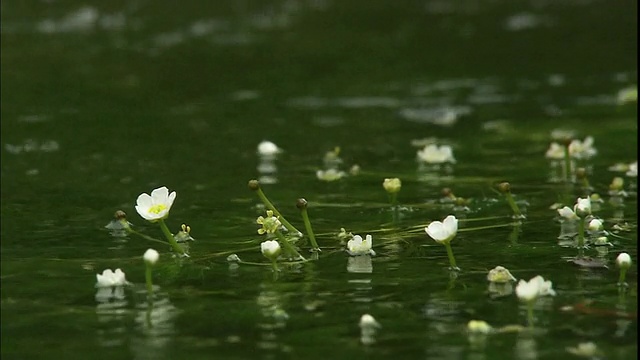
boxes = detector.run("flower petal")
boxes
[166,191,177,208]
[442,215,458,235]
[426,221,445,241]
[151,186,169,201]
[136,193,153,208]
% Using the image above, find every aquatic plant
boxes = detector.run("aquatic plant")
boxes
[616,252,632,288]
[96,269,129,288]
[297,198,320,252]
[417,144,456,164]
[347,234,375,256]
[515,275,556,327]
[260,240,281,271]
[135,186,188,257]
[143,248,159,295]
[425,215,459,270]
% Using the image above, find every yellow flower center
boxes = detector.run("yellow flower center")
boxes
[148,204,167,214]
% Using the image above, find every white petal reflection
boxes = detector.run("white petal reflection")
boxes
[256,285,289,352]
[347,255,373,274]
[514,333,538,360]
[95,287,129,348]
[131,294,179,360]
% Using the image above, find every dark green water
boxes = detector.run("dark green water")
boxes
[1,1,637,359]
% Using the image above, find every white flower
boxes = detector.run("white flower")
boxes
[261,240,281,259]
[626,161,637,177]
[568,136,597,160]
[545,142,565,160]
[425,215,458,244]
[616,252,632,269]
[515,279,539,302]
[417,144,456,164]
[574,197,591,217]
[135,186,176,222]
[515,275,556,302]
[588,219,603,232]
[557,206,578,220]
[257,140,281,157]
[383,178,402,194]
[533,275,556,297]
[347,234,375,256]
[316,169,346,182]
[96,268,129,288]
[143,248,160,265]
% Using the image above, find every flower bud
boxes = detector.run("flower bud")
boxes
[588,218,603,232]
[143,248,160,265]
[359,314,381,329]
[467,320,492,334]
[616,252,632,269]
[296,198,308,210]
[575,167,588,180]
[114,210,127,220]
[248,179,260,190]
[497,182,511,193]
[610,177,624,191]
[382,178,402,194]
[261,240,281,260]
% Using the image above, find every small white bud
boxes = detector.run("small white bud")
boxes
[616,253,632,269]
[359,314,381,329]
[467,320,492,334]
[588,219,603,232]
[143,248,160,265]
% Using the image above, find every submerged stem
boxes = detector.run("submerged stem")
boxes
[388,193,398,207]
[577,217,586,250]
[444,242,459,271]
[618,268,627,286]
[271,260,280,273]
[145,265,154,295]
[563,143,572,182]
[274,230,305,261]
[505,192,523,218]
[526,301,535,328]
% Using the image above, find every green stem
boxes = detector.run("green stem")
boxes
[526,301,535,328]
[444,242,459,271]
[300,207,320,251]
[145,299,154,328]
[159,219,188,257]
[388,193,398,207]
[577,217,586,249]
[618,268,627,286]
[274,230,306,261]
[255,188,302,236]
[563,143,572,182]
[504,192,523,217]
[509,222,521,244]
[271,260,280,273]
[389,193,399,223]
[145,265,154,295]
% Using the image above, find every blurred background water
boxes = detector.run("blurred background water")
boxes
[1,1,637,359]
